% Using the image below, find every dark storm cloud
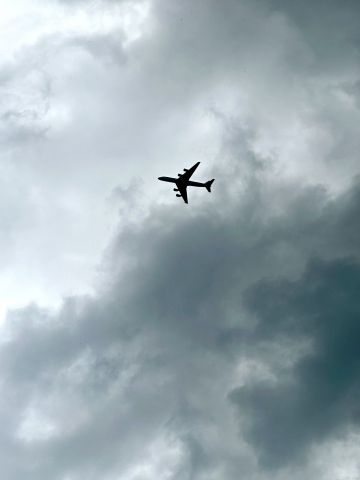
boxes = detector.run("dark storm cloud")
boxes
[99,152,360,474]
[231,256,360,469]
[2,129,360,478]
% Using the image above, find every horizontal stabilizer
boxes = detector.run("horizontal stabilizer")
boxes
[205,179,214,192]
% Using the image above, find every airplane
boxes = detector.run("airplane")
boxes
[158,162,214,204]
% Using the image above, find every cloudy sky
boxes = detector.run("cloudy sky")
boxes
[1,0,360,478]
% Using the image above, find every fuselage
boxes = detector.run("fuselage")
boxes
[158,176,206,188]
[158,176,177,183]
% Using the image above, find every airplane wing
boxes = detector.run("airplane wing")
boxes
[177,183,188,204]
[179,162,200,182]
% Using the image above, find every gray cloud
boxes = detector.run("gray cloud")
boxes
[1,137,360,478]
[231,257,360,468]
[1,0,360,478]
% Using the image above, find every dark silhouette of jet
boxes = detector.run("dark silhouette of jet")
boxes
[158,162,214,204]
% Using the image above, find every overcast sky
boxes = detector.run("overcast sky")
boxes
[1,0,360,478]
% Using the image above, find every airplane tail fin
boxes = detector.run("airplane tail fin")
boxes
[205,179,214,192]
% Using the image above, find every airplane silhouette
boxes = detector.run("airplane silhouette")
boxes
[158,162,214,204]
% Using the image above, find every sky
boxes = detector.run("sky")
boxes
[0,0,360,478]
